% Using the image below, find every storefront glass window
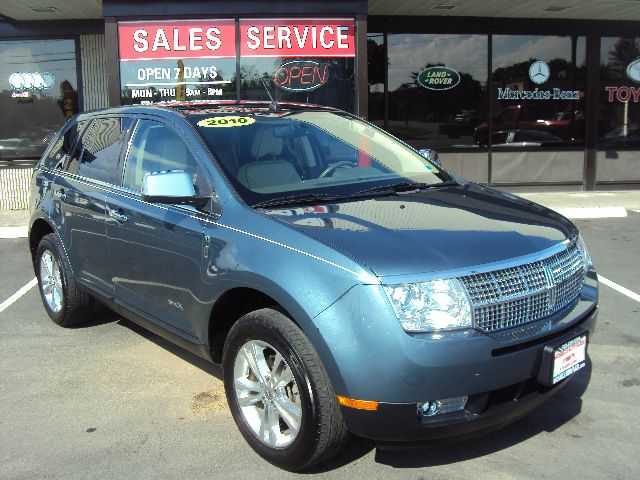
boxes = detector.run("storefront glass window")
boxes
[0,39,79,160]
[118,20,237,104]
[367,33,385,126]
[383,34,488,150]
[490,35,586,148]
[239,19,356,112]
[598,37,640,147]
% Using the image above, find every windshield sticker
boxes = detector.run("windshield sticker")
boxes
[197,116,256,127]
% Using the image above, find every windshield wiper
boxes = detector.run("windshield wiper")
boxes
[251,193,347,209]
[351,180,457,198]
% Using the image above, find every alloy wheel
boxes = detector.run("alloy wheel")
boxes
[39,250,63,313]
[233,340,302,448]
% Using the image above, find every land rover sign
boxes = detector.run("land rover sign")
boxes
[417,66,460,91]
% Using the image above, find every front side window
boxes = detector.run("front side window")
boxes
[123,120,206,194]
[190,110,450,206]
[40,119,89,169]
[66,117,131,184]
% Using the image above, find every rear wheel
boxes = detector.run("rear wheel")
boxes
[223,308,349,471]
[36,233,93,327]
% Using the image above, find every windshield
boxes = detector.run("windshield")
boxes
[188,109,451,206]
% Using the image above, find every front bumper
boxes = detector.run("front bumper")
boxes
[309,272,598,442]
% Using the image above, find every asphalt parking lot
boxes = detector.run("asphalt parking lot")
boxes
[1,211,639,480]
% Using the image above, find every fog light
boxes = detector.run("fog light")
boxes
[417,401,441,417]
[417,396,468,417]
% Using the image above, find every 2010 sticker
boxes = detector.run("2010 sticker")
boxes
[197,116,256,128]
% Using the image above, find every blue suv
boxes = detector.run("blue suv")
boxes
[29,102,598,470]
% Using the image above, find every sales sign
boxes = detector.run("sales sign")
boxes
[119,18,355,62]
[118,20,236,61]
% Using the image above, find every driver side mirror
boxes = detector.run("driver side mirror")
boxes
[141,170,200,205]
[418,148,441,167]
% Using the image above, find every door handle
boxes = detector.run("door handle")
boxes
[53,189,66,200]
[108,209,128,223]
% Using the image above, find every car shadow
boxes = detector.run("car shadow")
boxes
[73,307,593,473]
[306,359,592,473]
[115,315,224,380]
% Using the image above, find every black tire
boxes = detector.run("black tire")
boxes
[35,233,93,327]
[223,308,349,471]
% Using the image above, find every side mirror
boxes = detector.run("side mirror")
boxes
[141,170,198,205]
[418,148,441,167]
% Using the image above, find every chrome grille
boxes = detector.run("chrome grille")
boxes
[461,242,585,332]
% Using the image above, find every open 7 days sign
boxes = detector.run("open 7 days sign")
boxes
[118,19,355,61]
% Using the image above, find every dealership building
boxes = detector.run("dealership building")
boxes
[1,0,640,194]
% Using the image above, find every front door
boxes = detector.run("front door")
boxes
[107,119,211,337]
[55,117,129,297]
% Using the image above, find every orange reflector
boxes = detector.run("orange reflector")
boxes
[336,395,379,411]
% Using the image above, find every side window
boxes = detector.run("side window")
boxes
[40,119,88,169]
[67,117,131,184]
[123,120,207,195]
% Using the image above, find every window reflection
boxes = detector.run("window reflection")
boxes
[488,35,586,148]
[383,34,488,149]
[598,37,640,147]
[240,57,355,112]
[0,39,78,160]
[120,59,237,104]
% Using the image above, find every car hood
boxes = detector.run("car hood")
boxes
[264,184,577,278]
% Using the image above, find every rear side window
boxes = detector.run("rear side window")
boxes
[122,120,202,192]
[40,119,88,170]
[66,117,132,184]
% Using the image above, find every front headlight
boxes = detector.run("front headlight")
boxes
[383,279,473,333]
[576,234,593,273]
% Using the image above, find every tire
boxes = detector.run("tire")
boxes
[223,308,349,471]
[36,233,93,327]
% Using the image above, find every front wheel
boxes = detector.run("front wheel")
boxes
[36,233,93,327]
[223,308,349,471]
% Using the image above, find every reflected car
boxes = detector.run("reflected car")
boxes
[0,137,42,160]
[491,129,566,147]
[29,102,598,471]
[474,104,584,145]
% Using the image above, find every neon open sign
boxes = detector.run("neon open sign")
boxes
[273,60,329,92]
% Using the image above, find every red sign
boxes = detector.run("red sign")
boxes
[118,20,236,62]
[240,19,355,58]
[605,86,640,103]
[274,61,329,92]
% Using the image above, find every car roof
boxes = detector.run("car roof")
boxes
[75,100,342,122]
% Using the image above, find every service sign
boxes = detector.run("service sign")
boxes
[240,19,355,58]
[118,20,236,61]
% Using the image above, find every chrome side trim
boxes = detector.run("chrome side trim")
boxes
[42,169,363,278]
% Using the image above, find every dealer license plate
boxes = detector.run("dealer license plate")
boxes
[551,335,587,384]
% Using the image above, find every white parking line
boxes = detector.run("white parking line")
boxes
[0,277,37,314]
[556,207,628,219]
[599,275,640,303]
[0,226,28,239]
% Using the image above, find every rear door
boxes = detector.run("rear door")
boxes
[106,118,212,338]
[54,116,132,297]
